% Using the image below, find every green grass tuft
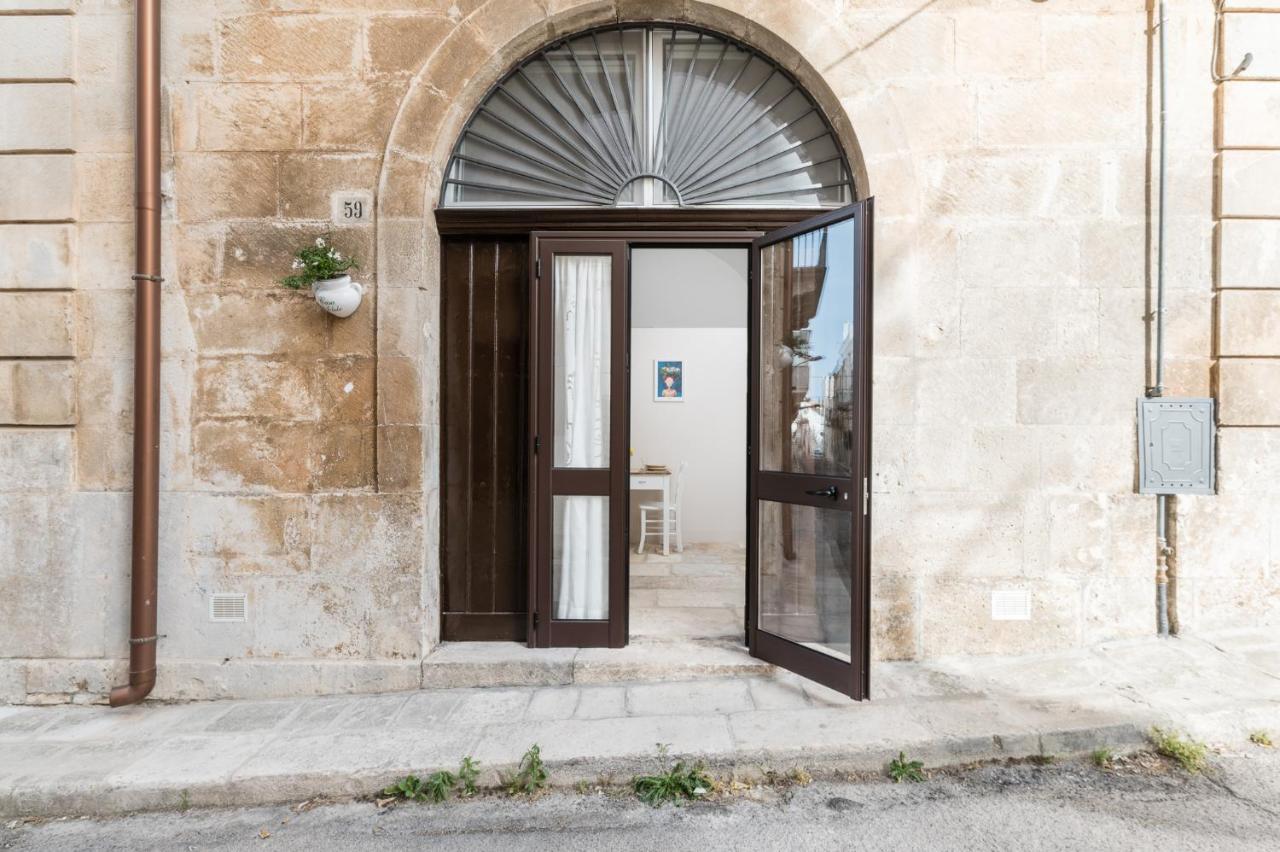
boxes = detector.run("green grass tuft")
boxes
[1150,726,1208,773]
[1249,730,1273,748]
[1091,747,1114,768]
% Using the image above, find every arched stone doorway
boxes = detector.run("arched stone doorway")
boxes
[374,3,875,697]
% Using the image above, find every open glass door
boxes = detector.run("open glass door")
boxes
[528,238,628,647]
[748,201,873,698]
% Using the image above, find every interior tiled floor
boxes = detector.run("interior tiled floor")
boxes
[629,543,746,641]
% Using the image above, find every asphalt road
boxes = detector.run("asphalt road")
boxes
[8,751,1280,851]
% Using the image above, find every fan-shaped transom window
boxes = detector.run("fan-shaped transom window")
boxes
[441,25,853,208]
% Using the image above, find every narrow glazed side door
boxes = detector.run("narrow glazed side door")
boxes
[528,237,628,648]
[748,200,873,698]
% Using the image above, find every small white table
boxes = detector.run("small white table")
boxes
[630,471,672,555]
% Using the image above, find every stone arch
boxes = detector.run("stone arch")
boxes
[372,0,888,652]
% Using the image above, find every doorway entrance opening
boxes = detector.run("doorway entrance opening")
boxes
[435,20,872,697]
[627,246,749,644]
[522,203,873,697]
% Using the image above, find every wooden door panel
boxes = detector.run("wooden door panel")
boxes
[441,236,529,642]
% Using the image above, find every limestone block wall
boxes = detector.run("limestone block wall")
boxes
[1187,0,1280,629]
[0,0,1265,704]
[0,3,86,704]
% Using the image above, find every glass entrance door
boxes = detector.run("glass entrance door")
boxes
[748,201,873,698]
[529,239,628,647]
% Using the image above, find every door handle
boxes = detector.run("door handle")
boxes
[805,486,839,499]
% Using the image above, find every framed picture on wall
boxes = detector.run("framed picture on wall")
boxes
[654,360,684,402]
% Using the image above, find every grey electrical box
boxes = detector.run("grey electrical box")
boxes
[1137,398,1215,496]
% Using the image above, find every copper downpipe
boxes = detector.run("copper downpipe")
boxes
[111,0,162,707]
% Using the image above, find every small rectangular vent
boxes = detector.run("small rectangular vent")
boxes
[209,592,247,623]
[991,590,1031,621]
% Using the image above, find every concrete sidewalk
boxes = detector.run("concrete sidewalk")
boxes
[3,630,1277,818]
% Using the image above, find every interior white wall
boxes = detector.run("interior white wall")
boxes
[630,248,747,548]
[631,248,748,328]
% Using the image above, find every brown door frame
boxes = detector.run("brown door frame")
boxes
[526,229,766,649]
[528,238,629,648]
[747,200,874,699]
[433,207,844,653]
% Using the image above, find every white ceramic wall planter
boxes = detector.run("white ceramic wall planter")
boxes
[311,274,364,318]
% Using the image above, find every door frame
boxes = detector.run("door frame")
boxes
[529,238,630,647]
[746,200,874,699]
[526,229,764,649]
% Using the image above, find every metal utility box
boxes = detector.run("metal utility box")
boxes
[1137,398,1215,496]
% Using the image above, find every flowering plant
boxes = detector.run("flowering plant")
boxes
[280,235,358,290]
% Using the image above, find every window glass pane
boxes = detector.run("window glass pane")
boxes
[553,495,609,620]
[758,499,851,662]
[760,218,857,476]
[553,254,611,468]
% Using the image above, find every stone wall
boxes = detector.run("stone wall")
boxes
[1190,0,1280,629]
[0,0,1266,704]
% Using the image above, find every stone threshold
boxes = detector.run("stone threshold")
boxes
[420,638,773,689]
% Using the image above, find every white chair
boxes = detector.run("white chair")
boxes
[636,461,686,555]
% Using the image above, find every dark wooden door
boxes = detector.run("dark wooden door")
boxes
[440,237,528,641]
[748,200,873,698]
[528,237,629,647]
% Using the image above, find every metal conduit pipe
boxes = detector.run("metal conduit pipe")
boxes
[1150,0,1171,638]
[111,0,163,706]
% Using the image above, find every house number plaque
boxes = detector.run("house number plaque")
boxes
[330,190,372,225]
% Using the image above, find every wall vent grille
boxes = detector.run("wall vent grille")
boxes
[991,590,1031,621]
[209,592,248,623]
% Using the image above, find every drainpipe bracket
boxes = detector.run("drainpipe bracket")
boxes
[130,274,165,283]
[127,634,160,645]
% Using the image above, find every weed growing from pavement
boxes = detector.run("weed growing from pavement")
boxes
[1250,731,1273,748]
[887,752,926,784]
[421,770,457,803]
[1150,727,1208,773]
[1091,748,1114,768]
[383,756,483,803]
[382,774,427,801]
[504,745,549,796]
[458,756,481,797]
[632,744,713,807]
[177,790,191,812]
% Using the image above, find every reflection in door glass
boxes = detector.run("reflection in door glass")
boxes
[553,495,609,620]
[554,255,611,468]
[760,219,857,476]
[758,500,851,661]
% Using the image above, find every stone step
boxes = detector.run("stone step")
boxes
[420,639,773,690]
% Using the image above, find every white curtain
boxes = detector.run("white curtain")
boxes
[553,255,610,620]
